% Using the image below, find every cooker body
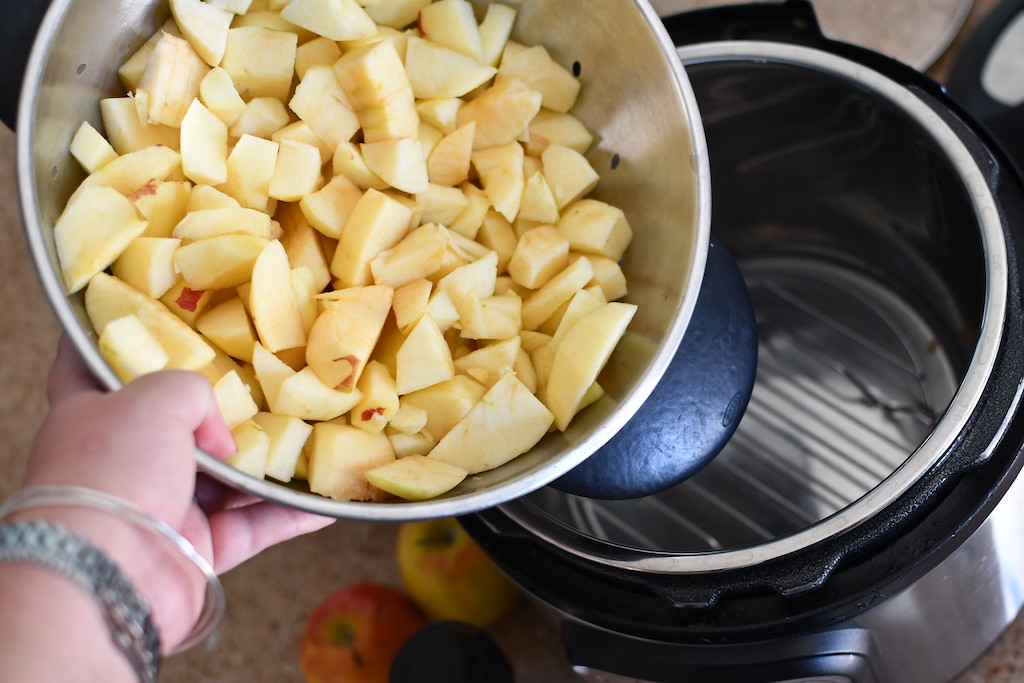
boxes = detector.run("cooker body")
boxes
[465,5,1024,680]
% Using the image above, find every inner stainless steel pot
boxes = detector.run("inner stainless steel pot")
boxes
[502,41,1007,574]
[16,0,711,520]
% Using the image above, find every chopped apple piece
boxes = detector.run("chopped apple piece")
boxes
[332,140,389,190]
[295,37,343,80]
[331,188,414,287]
[365,455,467,501]
[70,121,118,173]
[499,42,580,113]
[118,21,181,92]
[392,278,432,333]
[273,367,365,421]
[526,108,594,156]
[280,0,377,41]
[508,225,569,289]
[277,202,333,291]
[269,139,323,202]
[370,223,448,287]
[111,236,182,300]
[213,369,260,429]
[174,234,270,290]
[221,26,298,101]
[307,422,395,501]
[457,77,542,149]
[349,360,400,433]
[447,182,489,239]
[138,33,211,127]
[521,256,594,330]
[188,184,239,212]
[334,39,419,143]
[401,374,486,441]
[405,36,496,100]
[477,2,517,67]
[299,172,364,240]
[73,145,181,201]
[453,336,520,388]
[250,239,307,352]
[471,141,524,222]
[252,411,314,482]
[172,207,274,241]
[97,314,170,383]
[199,67,247,127]
[545,302,637,430]
[100,96,179,156]
[414,185,468,228]
[252,341,295,406]
[518,171,560,225]
[389,401,428,436]
[160,279,216,326]
[85,273,216,371]
[55,186,149,294]
[196,296,258,362]
[474,209,517,271]
[395,314,454,394]
[387,429,437,459]
[220,134,279,212]
[427,121,474,187]
[360,138,429,195]
[557,198,634,261]
[307,285,394,390]
[364,0,430,29]
[289,65,361,152]
[228,419,271,479]
[541,144,600,210]
[428,370,553,473]
[179,99,229,186]
[229,97,291,140]
[170,0,234,67]
[417,0,482,61]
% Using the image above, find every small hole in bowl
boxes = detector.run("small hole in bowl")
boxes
[51,166,58,181]
[572,61,582,77]
[76,64,87,76]
[610,154,621,170]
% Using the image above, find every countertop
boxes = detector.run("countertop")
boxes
[2,0,1022,681]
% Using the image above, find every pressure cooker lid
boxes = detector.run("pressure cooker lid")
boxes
[472,6,1024,626]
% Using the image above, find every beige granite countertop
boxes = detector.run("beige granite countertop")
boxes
[2,0,1023,681]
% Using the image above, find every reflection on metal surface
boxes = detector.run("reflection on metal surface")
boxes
[530,257,957,553]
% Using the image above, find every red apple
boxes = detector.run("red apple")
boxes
[299,583,428,683]
[396,517,521,628]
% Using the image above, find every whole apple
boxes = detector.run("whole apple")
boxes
[299,582,428,683]
[396,517,521,628]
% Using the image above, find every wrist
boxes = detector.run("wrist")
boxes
[0,486,224,654]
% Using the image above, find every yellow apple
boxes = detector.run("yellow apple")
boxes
[396,517,520,627]
[220,26,298,101]
[289,65,361,152]
[170,0,233,67]
[395,313,454,395]
[69,121,118,173]
[557,198,634,261]
[280,0,376,41]
[111,236,182,300]
[252,411,313,483]
[330,188,413,287]
[137,32,210,127]
[199,67,247,127]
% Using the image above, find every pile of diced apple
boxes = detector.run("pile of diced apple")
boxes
[55,0,638,503]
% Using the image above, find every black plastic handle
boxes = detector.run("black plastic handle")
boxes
[0,1,51,131]
[553,236,757,499]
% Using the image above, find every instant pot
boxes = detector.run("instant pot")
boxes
[457,2,1024,681]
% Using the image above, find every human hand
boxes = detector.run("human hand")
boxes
[20,335,335,647]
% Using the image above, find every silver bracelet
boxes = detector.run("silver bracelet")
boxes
[0,519,160,682]
[0,486,225,656]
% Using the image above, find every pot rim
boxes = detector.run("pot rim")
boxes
[15,0,713,522]
[496,39,1009,573]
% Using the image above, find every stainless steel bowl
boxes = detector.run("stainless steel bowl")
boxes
[17,0,711,520]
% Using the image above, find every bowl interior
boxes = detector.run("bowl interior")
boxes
[19,0,708,520]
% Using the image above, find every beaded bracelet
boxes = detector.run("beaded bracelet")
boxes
[0,486,225,655]
[0,519,161,682]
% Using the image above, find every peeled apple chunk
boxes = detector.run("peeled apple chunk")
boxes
[428,370,554,474]
[365,455,468,501]
[545,302,638,431]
